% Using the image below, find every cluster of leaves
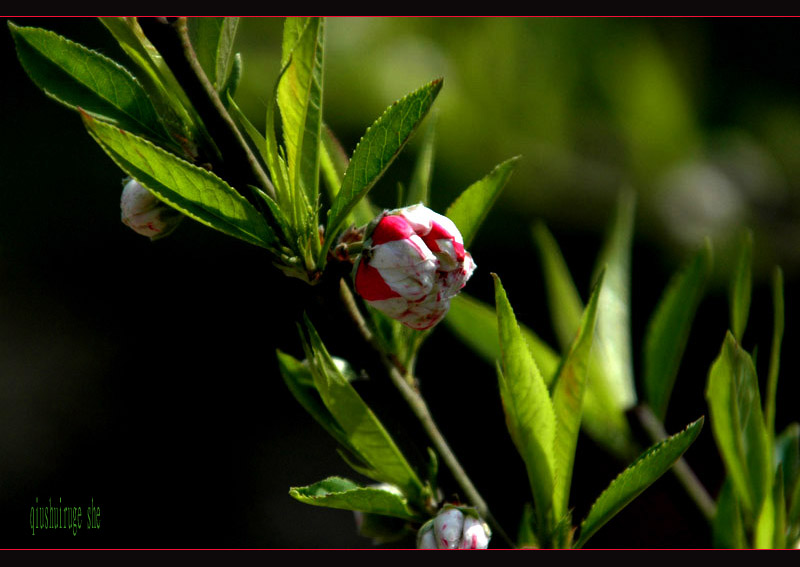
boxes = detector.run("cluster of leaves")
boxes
[708,234,798,548]
[9,17,440,284]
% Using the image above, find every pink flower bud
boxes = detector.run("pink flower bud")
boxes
[120,178,182,240]
[416,505,491,550]
[354,205,476,330]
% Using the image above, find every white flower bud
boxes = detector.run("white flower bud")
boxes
[416,505,491,550]
[120,178,182,240]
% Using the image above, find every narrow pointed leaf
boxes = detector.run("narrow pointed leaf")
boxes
[302,316,424,500]
[277,350,353,454]
[706,331,771,515]
[730,230,753,343]
[446,157,519,249]
[289,477,422,521]
[575,418,704,548]
[324,79,443,258]
[446,293,560,385]
[533,222,635,459]
[99,18,196,145]
[494,274,556,525]
[713,478,747,549]
[644,242,712,420]
[552,272,604,518]
[279,17,324,208]
[406,118,436,207]
[766,267,784,439]
[532,222,584,353]
[590,190,637,410]
[320,125,375,227]
[83,115,276,249]
[10,23,167,141]
[186,17,239,91]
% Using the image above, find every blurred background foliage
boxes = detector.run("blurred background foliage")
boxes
[2,18,799,548]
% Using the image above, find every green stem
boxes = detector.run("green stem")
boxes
[339,279,515,548]
[635,404,717,522]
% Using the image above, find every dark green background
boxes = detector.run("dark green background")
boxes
[1,17,799,548]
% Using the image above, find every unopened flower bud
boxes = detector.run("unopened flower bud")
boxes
[416,505,491,550]
[354,204,476,330]
[120,178,182,240]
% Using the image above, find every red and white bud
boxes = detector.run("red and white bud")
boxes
[120,178,182,240]
[354,204,476,331]
[416,505,491,550]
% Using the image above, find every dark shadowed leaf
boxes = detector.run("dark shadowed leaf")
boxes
[643,241,712,420]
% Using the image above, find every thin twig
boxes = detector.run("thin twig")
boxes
[339,279,515,548]
[173,18,276,200]
[635,404,717,521]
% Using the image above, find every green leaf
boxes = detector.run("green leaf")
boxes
[405,117,436,207]
[532,222,584,353]
[99,18,196,147]
[446,157,519,249]
[706,331,771,516]
[552,272,604,519]
[289,477,422,521]
[186,17,239,91]
[730,230,753,343]
[713,478,747,549]
[494,274,556,528]
[766,267,785,439]
[323,78,443,260]
[279,17,324,214]
[301,316,424,500]
[10,23,167,141]
[83,115,276,249]
[320,125,375,227]
[445,293,560,386]
[775,424,800,516]
[276,351,353,453]
[590,190,637,411]
[575,417,704,548]
[532,222,635,459]
[643,241,712,420]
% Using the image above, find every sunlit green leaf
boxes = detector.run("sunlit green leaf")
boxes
[575,418,704,548]
[279,17,324,216]
[552,272,603,519]
[446,157,519,249]
[10,23,167,141]
[494,274,556,528]
[187,17,239,91]
[301,316,424,500]
[713,478,747,549]
[323,79,442,260]
[590,189,637,411]
[83,115,276,249]
[289,477,422,521]
[99,17,196,145]
[532,221,635,459]
[644,241,712,420]
[730,230,753,343]
[446,293,560,385]
[775,424,800,517]
[706,331,771,516]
